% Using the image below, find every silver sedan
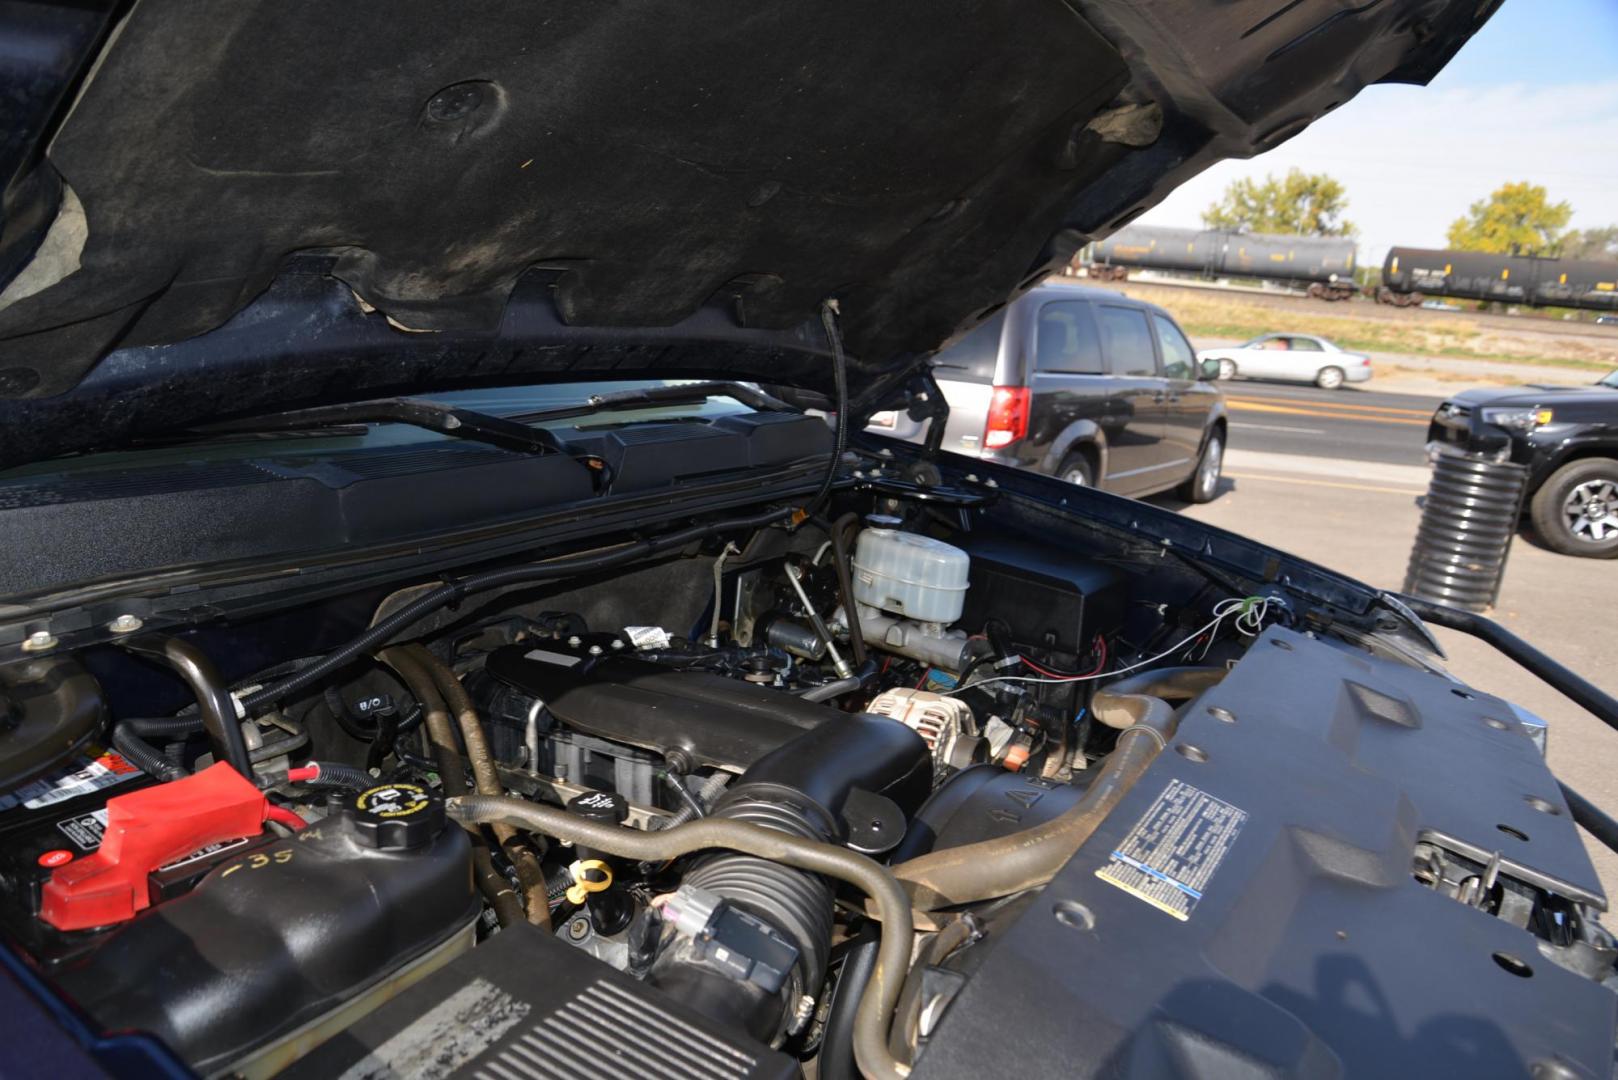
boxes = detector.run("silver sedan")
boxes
[1197,333,1373,390]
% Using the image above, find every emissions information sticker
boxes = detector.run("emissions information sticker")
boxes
[1096,779,1246,922]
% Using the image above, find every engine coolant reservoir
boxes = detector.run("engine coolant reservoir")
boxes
[852,529,970,624]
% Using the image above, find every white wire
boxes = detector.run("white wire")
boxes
[943,593,1287,697]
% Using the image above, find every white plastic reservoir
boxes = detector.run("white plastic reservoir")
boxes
[851,529,971,623]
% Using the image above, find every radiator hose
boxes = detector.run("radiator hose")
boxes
[889,666,1223,911]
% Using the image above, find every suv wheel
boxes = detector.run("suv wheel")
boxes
[1315,366,1345,390]
[1059,453,1095,488]
[1531,458,1618,558]
[1217,358,1237,381]
[1177,430,1223,503]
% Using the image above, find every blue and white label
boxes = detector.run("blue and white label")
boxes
[1096,779,1246,921]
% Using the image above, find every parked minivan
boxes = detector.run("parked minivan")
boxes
[869,283,1228,501]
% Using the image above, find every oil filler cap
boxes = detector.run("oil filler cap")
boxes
[350,783,444,851]
[566,789,628,825]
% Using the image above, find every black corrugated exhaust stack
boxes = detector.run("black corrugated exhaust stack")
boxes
[1404,451,1529,612]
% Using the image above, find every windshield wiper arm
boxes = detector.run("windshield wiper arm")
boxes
[507,380,791,424]
[193,398,567,455]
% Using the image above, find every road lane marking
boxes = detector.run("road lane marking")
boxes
[1224,448,1431,486]
[1225,393,1434,418]
[1225,471,1425,496]
[1229,422,1326,435]
[1227,400,1428,426]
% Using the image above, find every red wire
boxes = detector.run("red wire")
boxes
[264,805,306,832]
[1018,635,1108,680]
[286,765,320,783]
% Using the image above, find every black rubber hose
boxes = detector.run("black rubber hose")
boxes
[124,714,203,738]
[111,725,187,783]
[122,636,254,778]
[238,505,794,715]
[820,924,881,1080]
[828,512,867,667]
[298,761,375,791]
[803,301,849,521]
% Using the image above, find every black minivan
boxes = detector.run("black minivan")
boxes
[869,283,1228,501]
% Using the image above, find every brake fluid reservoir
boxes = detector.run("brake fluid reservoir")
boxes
[852,529,970,623]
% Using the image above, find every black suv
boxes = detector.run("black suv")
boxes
[870,284,1228,501]
[1428,368,1618,557]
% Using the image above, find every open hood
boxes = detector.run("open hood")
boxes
[0,0,1498,466]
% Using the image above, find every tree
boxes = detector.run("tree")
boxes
[1560,225,1618,262]
[1201,169,1355,237]
[1445,181,1572,256]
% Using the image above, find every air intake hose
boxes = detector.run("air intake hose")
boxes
[890,666,1224,911]
[649,712,929,1045]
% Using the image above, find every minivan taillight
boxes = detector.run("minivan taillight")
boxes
[984,386,1030,450]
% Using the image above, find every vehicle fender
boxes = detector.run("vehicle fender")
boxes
[1197,403,1229,459]
[1039,419,1108,477]
[1528,435,1618,494]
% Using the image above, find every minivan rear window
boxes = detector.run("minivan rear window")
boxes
[1035,301,1104,374]
[930,311,1006,385]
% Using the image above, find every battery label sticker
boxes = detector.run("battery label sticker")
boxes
[0,750,142,813]
[56,809,109,851]
[1095,779,1247,922]
[157,837,251,872]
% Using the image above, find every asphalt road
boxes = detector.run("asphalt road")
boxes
[1218,380,1443,466]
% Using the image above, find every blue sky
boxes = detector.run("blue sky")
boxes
[1140,0,1618,264]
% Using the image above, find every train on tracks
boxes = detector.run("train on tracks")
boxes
[1083,225,1618,312]
[1377,247,1618,311]
[1085,225,1360,300]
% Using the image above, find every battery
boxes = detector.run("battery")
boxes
[0,748,269,967]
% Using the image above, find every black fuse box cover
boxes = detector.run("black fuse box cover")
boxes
[289,923,797,1080]
[955,532,1124,654]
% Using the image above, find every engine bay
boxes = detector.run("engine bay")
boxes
[0,473,1612,1079]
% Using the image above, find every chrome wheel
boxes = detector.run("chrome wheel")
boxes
[1063,465,1089,487]
[1564,477,1618,544]
[1197,435,1223,500]
[1217,358,1236,380]
[1316,366,1344,390]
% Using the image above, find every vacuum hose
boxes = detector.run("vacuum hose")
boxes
[889,666,1223,911]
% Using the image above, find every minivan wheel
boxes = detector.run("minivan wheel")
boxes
[1059,453,1095,488]
[1530,458,1618,558]
[1178,431,1223,504]
[1315,366,1345,390]
[1217,358,1237,381]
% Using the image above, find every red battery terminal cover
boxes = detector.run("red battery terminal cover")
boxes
[39,762,270,931]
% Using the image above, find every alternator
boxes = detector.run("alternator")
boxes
[865,688,981,778]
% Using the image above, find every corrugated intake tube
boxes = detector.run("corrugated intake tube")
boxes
[447,796,917,1080]
[889,666,1225,911]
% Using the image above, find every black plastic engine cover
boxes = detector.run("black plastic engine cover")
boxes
[48,800,476,1074]
[484,648,829,770]
[913,626,1616,1079]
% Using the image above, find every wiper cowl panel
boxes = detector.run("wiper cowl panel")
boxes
[194,398,568,456]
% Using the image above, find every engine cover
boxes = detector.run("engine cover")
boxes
[913,626,1616,1079]
[484,648,831,771]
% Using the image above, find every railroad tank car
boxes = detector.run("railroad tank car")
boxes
[1380,247,1618,310]
[1086,225,1358,297]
